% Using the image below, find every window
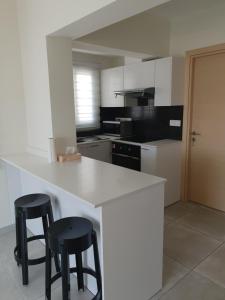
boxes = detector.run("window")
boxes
[73,65,100,130]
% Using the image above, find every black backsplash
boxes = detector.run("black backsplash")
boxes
[100,105,183,141]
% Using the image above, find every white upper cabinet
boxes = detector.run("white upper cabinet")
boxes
[101,57,184,107]
[124,60,155,90]
[101,66,124,107]
[154,57,184,106]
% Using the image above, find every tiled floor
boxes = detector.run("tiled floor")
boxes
[152,201,225,300]
[0,229,92,300]
[1,201,225,299]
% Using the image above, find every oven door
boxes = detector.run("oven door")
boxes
[112,153,140,171]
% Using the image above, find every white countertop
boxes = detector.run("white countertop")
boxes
[1,153,165,208]
[114,138,181,148]
[142,139,182,148]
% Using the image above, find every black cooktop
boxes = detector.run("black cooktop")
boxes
[120,135,168,143]
[120,136,152,143]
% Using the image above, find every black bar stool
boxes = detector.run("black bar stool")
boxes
[14,193,60,285]
[45,217,102,300]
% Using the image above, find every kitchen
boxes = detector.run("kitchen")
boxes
[2,0,225,300]
[0,47,183,300]
[74,53,184,207]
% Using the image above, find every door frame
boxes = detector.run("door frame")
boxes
[182,42,225,202]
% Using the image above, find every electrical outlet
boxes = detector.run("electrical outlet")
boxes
[170,120,181,127]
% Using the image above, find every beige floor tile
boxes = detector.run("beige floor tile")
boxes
[164,215,174,225]
[6,240,60,300]
[195,244,225,288]
[150,256,189,299]
[164,223,221,269]
[178,206,225,241]
[165,202,193,221]
[0,265,27,300]
[160,272,225,300]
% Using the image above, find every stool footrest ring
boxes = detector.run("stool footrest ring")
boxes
[49,267,102,300]
[14,234,46,266]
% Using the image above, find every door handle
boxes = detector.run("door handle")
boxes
[191,131,201,136]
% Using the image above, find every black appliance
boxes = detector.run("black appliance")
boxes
[114,87,155,99]
[102,118,132,137]
[114,88,155,107]
[112,141,141,171]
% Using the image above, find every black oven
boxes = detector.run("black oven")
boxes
[102,118,132,137]
[112,141,141,171]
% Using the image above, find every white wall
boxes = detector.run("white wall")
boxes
[0,0,26,155]
[47,37,77,154]
[170,3,225,56]
[78,11,170,57]
[16,0,169,157]
[16,0,116,157]
[72,51,123,69]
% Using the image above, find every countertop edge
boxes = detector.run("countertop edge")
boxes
[0,155,97,208]
[0,153,166,208]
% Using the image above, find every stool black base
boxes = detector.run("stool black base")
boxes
[14,234,46,266]
[14,194,60,285]
[45,217,102,300]
[46,267,102,300]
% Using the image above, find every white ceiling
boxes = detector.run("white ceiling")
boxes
[148,0,225,21]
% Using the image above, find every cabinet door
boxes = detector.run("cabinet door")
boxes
[78,141,112,163]
[155,57,172,106]
[155,57,184,106]
[124,60,155,90]
[141,147,157,174]
[101,67,124,107]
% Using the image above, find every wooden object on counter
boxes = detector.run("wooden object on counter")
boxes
[57,153,81,163]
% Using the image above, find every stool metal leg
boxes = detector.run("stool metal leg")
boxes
[61,248,70,300]
[42,215,48,241]
[45,243,52,300]
[15,214,21,266]
[75,253,84,291]
[48,207,60,273]
[20,212,29,285]
[92,231,102,292]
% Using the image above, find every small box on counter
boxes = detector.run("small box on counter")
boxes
[57,153,81,163]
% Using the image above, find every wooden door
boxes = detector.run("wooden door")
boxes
[188,51,225,211]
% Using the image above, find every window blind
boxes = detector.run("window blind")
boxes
[73,65,100,130]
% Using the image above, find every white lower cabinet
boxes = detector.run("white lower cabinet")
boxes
[141,141,181,206]
[78,141,112,163]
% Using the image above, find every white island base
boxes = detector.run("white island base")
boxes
[1,153,165,300]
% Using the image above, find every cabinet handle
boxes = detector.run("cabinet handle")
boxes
[112,153,140,160]
[142,148,150,151]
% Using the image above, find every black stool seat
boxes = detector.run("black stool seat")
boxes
[48,217,93,254]
[14,193,60,285]
[15,193,51,219]
[46,217,102,300]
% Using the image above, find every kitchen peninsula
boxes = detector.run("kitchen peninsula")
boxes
[0,153,165,300]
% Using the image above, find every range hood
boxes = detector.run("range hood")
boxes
[114,87,155,99]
